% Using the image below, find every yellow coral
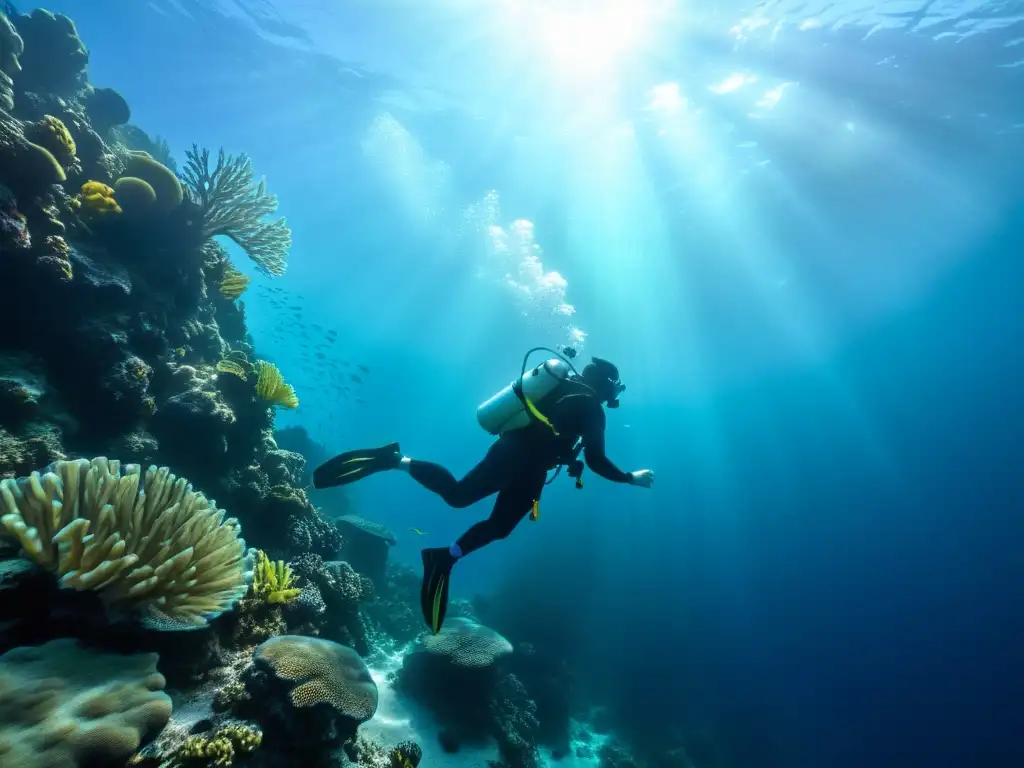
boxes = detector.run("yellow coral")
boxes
[254,360,298,409]
[180,734,234,767]
[252,549,300,604]
[78,180,121,215]
[179,725,262,766]
[25,115,76,166]
[218,724,262,754]
[216,359,248,381]
[219,263,250,301]
[42,115,75,159]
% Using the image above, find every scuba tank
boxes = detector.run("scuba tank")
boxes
[477,357,572,435]
[478,347,591,524]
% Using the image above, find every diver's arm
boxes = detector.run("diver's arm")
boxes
[581,408,633,483]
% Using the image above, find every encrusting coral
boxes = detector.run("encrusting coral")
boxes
[0,456,254,630]
[0,638,172,768]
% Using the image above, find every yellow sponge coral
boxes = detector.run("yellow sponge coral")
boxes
[254,360,298,409]
[79,180,121,215]
[0,457,253,631]
[252,549,301,604]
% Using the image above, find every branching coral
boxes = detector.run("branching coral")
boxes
[252,549,301,604]
[182,145,291,277]
[0,456,254,630]
[178,724,262,767]
[254,360,298,409]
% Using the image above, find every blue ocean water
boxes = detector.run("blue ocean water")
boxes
[28,0,1023,765]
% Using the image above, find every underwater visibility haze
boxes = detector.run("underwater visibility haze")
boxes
[0,1,1021,768]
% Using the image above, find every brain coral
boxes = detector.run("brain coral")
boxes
[0,638,172,768]
[420,617,514,668]
[254,634,378,723]
[0,456,253,630]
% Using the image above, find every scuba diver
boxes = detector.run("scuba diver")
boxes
[312,348,655,634]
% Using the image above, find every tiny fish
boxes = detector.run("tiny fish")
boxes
[409,528,427,535]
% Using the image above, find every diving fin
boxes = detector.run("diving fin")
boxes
[420,546,456,634]
[312,442,401,489]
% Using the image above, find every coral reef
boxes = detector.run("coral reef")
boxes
[0,456,254,630]
[336,513,397,588]
[182,145,291,277]
[252,549,301,604]
[397,618,516,743]
[290,552,375,653]
[84,86,130,134]
[0,638,172,768]
[242,635,377,762]
[11,9,88,98]
[0,5,592,767]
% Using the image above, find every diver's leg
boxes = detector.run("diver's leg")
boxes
[402,439,514,508]
[452,469,548,556]
[420,468,546,633]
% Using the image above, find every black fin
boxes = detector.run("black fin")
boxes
[312,442,400,489]
[420,547,455,634]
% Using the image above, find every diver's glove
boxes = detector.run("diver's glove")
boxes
[629,469,655,488]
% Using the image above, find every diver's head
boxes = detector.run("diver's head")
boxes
[581,357,626,408]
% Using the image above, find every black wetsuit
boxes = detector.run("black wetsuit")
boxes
[406,378,633,555]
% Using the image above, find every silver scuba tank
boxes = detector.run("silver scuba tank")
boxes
[476,358,571,435]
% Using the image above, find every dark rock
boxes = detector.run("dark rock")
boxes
[84,86,129,134]
[11,9,88,98]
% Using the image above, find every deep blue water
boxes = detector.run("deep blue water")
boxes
[27,1,1024,766]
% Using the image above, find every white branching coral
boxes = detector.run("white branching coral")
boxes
[0,456,253,630]
[182,144,291,278]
